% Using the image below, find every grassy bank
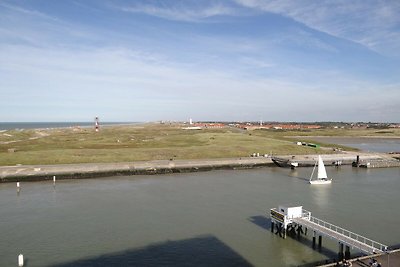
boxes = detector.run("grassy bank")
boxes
[1,123,398,166]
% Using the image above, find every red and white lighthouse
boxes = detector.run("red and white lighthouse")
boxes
[95,116,100,132]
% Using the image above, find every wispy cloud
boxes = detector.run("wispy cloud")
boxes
[0,1,399,122]
[1,42,399,122]
[115,0,240,22]
[235,0,400,57]
[0,2,97,48]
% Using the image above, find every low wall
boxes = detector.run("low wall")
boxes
[0,157,275,182]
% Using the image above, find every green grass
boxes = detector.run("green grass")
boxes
[1,123,398,166]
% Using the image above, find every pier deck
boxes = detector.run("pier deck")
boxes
[270,206,388,259]
[292,215,386,254]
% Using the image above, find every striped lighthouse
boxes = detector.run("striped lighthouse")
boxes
[95,117,100,132]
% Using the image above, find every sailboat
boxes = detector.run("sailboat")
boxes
[309,155,332,185]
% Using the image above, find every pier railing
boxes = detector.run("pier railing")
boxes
[300,211,388,253]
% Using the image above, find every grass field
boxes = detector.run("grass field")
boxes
[1,123,399,166]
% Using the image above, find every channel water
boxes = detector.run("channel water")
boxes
[1,166,399,266]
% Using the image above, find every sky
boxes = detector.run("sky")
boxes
[0,0,399,123]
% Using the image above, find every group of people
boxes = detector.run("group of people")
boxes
[369,258,382,267]
[340,258,383,267]
[338,257,383,267]
[342,259,352,266]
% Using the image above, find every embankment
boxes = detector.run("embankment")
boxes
[0,157,275,182]
[0,152,396,182]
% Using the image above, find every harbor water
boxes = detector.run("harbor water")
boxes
[300,136,400,153]
[1,166,399,266]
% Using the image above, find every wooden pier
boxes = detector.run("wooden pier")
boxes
[270,206,388,260]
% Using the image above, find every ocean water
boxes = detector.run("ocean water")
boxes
[0,166,399,266]
[0,122,136,131]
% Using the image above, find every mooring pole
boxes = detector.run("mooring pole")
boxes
[17,182,21,194]
[338,243,344,261]
[271,221,274,232]
[312,231,316,249]
[318,235,322,249]
[345,245,350,260]
[18,254,24,267]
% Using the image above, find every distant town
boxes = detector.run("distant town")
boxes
[172,120,400,130]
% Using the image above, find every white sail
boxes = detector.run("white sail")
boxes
[317,156,328,179]
[309,155,331,184]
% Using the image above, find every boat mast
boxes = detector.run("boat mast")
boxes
[310,160,317,181]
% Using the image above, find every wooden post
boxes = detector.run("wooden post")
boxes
[271,221,274,232]
[345,245,350,260]
[312,231,316,249]
[338,243,344,261]
[318,235,322,249]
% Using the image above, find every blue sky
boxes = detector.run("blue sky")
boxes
[1,0,399,122]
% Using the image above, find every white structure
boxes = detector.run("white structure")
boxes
[18,254,24,266]
[189,118,193,125]
[271,205,304,229]
[309,155,332,185]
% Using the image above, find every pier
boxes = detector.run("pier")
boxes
[270,205,388,260]
[358,159,400,168]
[272,153,400,169]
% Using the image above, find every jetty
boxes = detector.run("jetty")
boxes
[358,159,400,168]
[0,157,275,182]
[272,153,399,168]
[270,205,388,261]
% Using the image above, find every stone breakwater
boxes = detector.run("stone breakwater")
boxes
[0,157,275,182]
[0,153,395,182]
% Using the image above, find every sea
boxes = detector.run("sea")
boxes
[0,166,399,267]
[0,122,137,131]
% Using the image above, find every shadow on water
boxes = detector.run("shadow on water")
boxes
[49,235,253,267]
[248,215,271,231]
[249,215,340,266]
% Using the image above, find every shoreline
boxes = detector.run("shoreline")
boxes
[0,152,393,183]
[0,157,274,182]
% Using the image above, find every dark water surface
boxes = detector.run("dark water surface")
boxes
[302,136,400,153]
[1,167,399,266]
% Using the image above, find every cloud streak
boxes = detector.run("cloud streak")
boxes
[235,0,400,57]
[1,42,399,122]
[115,0,240,22]
[0,1,399,122]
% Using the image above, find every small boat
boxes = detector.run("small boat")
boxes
[272,157,298,169]
[309,156,332,185]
